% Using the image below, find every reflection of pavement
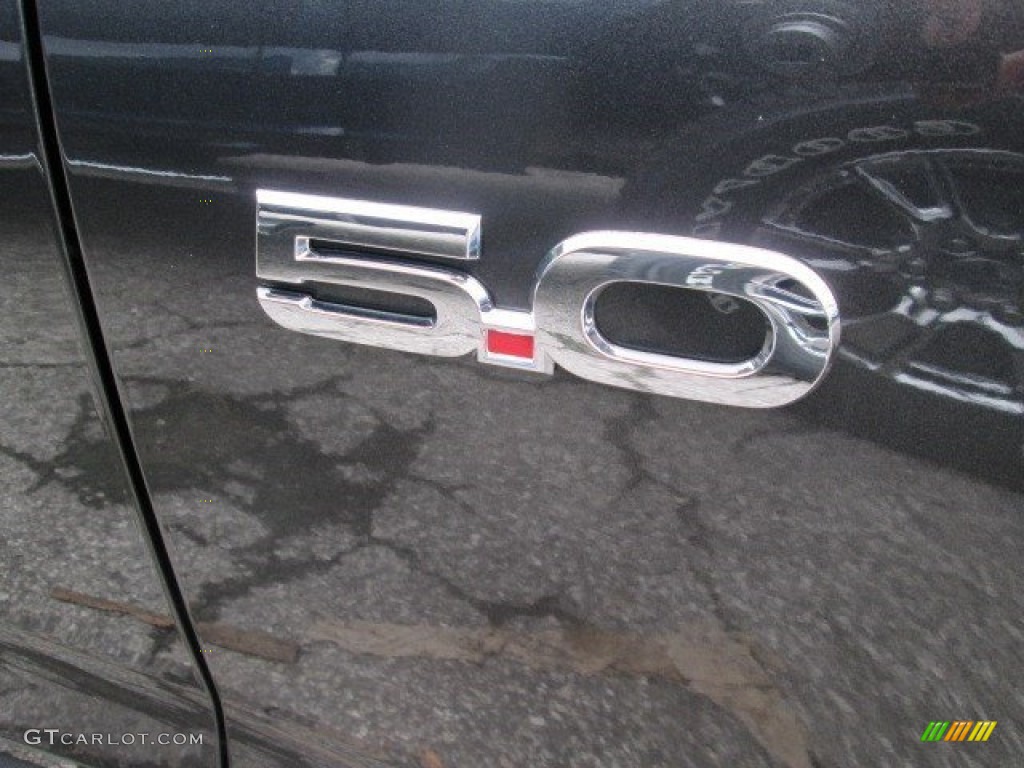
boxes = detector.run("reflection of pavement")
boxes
[62,215,1022,768]
[0,749,55,767]
[3,175,1022,767]
[0,201,216,765]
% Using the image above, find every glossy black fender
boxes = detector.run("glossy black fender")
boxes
[7,1,1024,766]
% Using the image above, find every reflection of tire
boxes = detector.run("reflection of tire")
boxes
[629,98,1024,418]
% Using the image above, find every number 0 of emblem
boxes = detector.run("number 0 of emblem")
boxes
[256,190,840,408]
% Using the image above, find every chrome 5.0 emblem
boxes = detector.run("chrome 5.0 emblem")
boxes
[255,190,840,408]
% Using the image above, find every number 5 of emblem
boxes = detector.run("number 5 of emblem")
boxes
[256,190,840,408]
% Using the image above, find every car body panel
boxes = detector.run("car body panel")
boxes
[8,0,1024,765]
[0,3,218,764]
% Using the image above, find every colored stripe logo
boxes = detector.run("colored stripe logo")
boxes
[921,721,997,742]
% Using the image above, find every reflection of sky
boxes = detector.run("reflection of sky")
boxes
[0,153,35,167]
[43,36,568,78]
[224,153,623,199]
[44,37,253,62]
[262,48,342,77]
[68,159,234,190]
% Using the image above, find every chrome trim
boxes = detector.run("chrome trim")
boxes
[256,255,491,358]
[533,232,839,407]
[256,191,840,408]
[257,189,481,261]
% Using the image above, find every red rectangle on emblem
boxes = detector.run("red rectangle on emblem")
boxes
[486,329,535,359]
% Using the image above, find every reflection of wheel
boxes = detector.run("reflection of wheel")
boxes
[625,96,1024,481]
[753,149,1024,414]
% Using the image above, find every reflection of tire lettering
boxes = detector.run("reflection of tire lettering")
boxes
[847,125,911,143]
[693,120,982,237]
[696,195,733,222]
[714,177,761,194]
[914,120,982,137]
[744,154,803,177]
[693,220,724,238]
[793,137,846,157]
